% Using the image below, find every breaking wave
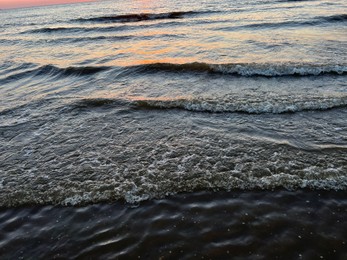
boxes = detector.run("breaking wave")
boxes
[129,62,347,76]
[131,95,347,114]
[3,62,345,84]
[60,95,347,114]
[4,94,347,116]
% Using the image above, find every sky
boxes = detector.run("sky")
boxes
[0,0,97,9]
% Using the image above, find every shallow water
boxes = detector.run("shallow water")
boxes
[0,0,346,257]
[0,191,346,259]
[0,0,346,206]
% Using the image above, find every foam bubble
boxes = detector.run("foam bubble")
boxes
[132,94,347,114]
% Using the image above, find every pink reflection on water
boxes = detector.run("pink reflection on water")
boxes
[0,0,96,9]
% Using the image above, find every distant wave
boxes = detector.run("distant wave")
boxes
[128,62,347,76]
[25,13,346,35]
[45,35,133,44]
[70,98,129,109]
[318,14,347,23]
[73,11,214,23]
[39,34,182,44]
[0,38,22,45]
[1,35,134,46]
[0,65,110,84]
[276,0,316,2]
[25,26,87,33]
[219,13,347,31]
[23,25,131,34]
[22,21,181,34]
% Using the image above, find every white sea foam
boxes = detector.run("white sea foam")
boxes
[210,63,347,76]
[63,193,92,206]
[132,95,347,113]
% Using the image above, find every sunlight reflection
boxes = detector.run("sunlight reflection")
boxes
[131,0,159,13]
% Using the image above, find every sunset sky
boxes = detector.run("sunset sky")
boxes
[0,0,97,9]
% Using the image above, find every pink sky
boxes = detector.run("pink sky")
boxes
[0,0,97,9]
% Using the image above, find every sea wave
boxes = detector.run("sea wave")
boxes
[276,0,317,2]
[128,62,347,76]
[73,11,215,23]
[130,95,347,114]
[4,94,347,116]
[43,35,133,44]
[62,95,347,114]
[23,25,130,34]
[0,62,37,77]
[1,95,347,207]
[22,21,181,34]
[318,13,347,23]
[25,26,88,34]
[3,62,345,84]
[218,13,347,31]
[1,133,346,207]
[0,65,110,84]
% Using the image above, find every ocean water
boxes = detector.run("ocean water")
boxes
[0,0,346,258]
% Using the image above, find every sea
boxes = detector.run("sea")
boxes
[0,0,346,258]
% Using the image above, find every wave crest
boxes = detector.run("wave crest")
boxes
[0,65,110,83]
[73,11,212,23]
[130,62,347,76]
[25,27,85,34]
[319,13,347,22]
[218,13,347,31]
[23,25,129,34]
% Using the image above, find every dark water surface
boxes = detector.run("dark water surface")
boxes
[1,191,346,259]
[0,0,347,257]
